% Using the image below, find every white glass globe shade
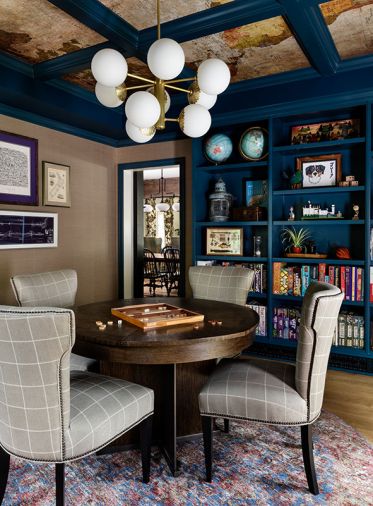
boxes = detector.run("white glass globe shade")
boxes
[179,104,211,138]
[172,202,180,212]
[197,58,230,95]
[156,202,170,212]
[91,48,128,87]
[147,38,185,80]
[125,120,156,143]
[95,83,123,108]
[188,83,217,110]
[147,87,171,113]
[125,91,161,128]
[144,204,153,213]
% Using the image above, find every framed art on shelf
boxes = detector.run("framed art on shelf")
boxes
[43,161,71,207]
[243,178,268,207]
[0,130,38,205]
[0,211,58,249]
[296,154,342,188]
[206,227,243,256]
[291,119,360,144]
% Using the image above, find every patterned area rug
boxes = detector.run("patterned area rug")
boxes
[3,411,373,505]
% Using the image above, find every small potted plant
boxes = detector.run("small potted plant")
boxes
[281,226,312,254]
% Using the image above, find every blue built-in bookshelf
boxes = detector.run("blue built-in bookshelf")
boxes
[192,103,373,375]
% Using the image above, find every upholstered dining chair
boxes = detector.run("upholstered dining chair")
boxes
[198,281,344,495]
[0,306,154,505]
[10,269,97,372]
[188,266,254,306]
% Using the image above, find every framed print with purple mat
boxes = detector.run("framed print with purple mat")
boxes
[0,130,38,205]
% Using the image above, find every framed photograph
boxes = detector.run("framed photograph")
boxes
[0,211,58,249]
[43,161,70,207]
[296,154,342,188]
[291,119,360,144]
[243,178,268,207]
[0,130,38,205]
[206,227,243,256]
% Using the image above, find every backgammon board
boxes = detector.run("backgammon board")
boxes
[111,303,204,330]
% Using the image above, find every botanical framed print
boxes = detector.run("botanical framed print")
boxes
[0,211,58,249]
[206,227,243,256]
[43,161,71,207]
[296,154,342,188]
[0,130,38,205]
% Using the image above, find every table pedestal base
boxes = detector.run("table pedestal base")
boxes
[100,360,216,475]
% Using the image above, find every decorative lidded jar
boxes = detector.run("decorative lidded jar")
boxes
[208,178,233,222]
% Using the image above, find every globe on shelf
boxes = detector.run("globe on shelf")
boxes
[204,133,233,164]
[239,127,268,161]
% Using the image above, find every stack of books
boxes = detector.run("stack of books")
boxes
[246,302,266,336]
[273,262,364,301]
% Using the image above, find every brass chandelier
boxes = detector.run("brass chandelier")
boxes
[91,0,230,143]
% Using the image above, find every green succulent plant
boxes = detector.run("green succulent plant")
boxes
[281,226,312,252]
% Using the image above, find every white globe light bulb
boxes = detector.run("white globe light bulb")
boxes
[125,91,161,128]
[147,87,171,113]
[197,58,230,95]
[156,202,170,212]
[188,82,217,110]
[147,38,185,80]
[91,48,128,87]
[125,120,156,143]
[95,83,123,108]
[179,104,211,138]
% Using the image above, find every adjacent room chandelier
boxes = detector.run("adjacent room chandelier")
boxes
[90,0,230,143]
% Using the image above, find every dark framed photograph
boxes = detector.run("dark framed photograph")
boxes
[296,154,342,188]
[243,178,268,207]
[291,119,360,144]
[43,161,71,207]
[0,130,38,205]
[206,227,243,256]
[0,210,58,249]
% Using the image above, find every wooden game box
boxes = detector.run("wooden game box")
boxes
[111,303,204,330]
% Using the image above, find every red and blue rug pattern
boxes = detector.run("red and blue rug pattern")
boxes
[3,411,373,505]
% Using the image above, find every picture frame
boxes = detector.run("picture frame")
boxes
[296,154,342,188]
[242,178,268,207]
[291,119,360,145]
[0,130,38,205]
[206,227,243,256]
[0,210,58,249]
[43,161,71,207]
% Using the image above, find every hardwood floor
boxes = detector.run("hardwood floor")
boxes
[323,370,373,443]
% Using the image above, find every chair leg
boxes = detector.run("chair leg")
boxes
[0,446,10,503]
[139,415,153,484]
[223,418,230,433]
[201,416,213,482]
[301,424,319,495]
[56,463,65,506]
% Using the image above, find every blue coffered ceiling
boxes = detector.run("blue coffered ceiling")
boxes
[1,0,373,146]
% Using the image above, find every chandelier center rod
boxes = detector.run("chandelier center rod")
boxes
[157,0,161,40]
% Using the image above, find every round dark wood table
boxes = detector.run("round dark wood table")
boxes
[73,297,258,474]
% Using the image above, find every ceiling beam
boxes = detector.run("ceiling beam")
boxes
[46,0,139,52]
[277,0,340,75]
[138,0,283,48]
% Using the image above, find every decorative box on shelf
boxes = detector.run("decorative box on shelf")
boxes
[232,206,266,221]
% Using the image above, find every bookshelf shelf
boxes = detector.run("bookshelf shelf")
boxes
[192,104,373,375]
[273,137,365,153]
[273,186,365,195]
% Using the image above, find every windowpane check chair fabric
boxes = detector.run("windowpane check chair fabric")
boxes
[189,266,254,306]
[0,307,154,463]
[199,281,344,425]
[10,270,96,373]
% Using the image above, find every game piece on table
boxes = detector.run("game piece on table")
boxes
[217,321,223,326]
[96,321,103,326]
[117,320,123,327]
[107,321,113,325]
[98,324,106,331]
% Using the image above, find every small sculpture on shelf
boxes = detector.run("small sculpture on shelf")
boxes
[339,175,359,187]
[352,204,359,220]
[288,206,295,221]
[253,236,262,257]
[301,201,343,219]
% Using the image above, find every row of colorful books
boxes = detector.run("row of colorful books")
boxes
[273,262,364,301]
[196,261,267,294]
[247,303,365,349]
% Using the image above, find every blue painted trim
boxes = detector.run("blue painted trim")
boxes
[118,166,124,298]
[33,42,124,81]
[0,51,33,77]
[273,220,365,225]
[47,0,139,52]
[278,0,340,75]
[273,258,365,266]
[138,0,282,48]
[273,186,365,195]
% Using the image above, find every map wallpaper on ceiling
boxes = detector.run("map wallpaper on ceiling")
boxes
[320,0,373,59]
